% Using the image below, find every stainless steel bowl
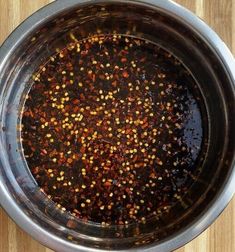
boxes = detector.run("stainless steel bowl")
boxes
[0,1,234,251]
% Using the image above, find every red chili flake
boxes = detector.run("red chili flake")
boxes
[66,219,77,229]
[41,149,47,155]
[122,70,129,78]
[104,181,111,187]
[112,81,117,87]
[80,94,85,100]
[72,99,79,105]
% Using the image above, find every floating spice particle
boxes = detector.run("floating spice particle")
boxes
[122,70,129,78]
[67,158,73,164]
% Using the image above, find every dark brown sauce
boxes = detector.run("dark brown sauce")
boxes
[21,34,204,225]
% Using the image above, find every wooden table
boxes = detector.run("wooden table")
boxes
[0,0,234,251]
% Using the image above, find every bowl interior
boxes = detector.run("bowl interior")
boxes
[0,1,234,250]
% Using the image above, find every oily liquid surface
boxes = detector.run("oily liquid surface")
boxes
[22,35,203,225]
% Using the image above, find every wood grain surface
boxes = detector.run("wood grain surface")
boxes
[0,0,234,251]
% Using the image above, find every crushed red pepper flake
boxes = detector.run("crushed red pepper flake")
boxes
[21,34,203,225]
